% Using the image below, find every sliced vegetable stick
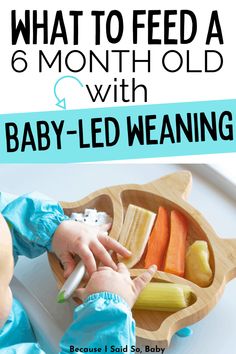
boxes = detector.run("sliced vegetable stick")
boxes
[144,206,169,270]
[164,210,188,277]
[134,282,192,311]
[118,204,156,268]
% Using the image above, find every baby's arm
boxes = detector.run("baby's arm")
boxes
[2,192,69,263]
[60,292,135,353]
[59,264,156,353]
[2,192,130,277]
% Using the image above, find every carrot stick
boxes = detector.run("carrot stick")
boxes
[144,206,169,270]
[164,210,188,277]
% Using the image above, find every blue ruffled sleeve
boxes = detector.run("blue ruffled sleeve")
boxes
[59,292,135,353]
[1,191,69,263]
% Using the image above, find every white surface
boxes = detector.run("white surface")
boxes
[0,163,236,353]
[209,164,236,187]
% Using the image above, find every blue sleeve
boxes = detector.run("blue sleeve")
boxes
[59,292,136,353]
[0,343,45,354]
[0,299,37,349]
[1,191,69,263]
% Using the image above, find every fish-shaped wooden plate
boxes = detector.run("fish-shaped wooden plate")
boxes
[48,171,236,347]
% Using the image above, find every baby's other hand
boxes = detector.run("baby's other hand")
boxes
[52,221,131,278]
[75,263,157,308]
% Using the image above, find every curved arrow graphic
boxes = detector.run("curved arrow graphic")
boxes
[54,75,84,110]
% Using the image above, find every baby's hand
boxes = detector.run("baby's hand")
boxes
[75,263,157,308]
[52,220,131,278]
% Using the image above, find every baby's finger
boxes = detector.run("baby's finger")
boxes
[91,242,117,270]
[98,234,131,258]
[117,262,129,274]
[133,265,157,295]
[58,252,76,279]
[75,245,97,275]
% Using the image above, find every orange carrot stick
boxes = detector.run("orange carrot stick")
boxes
[144,206,169,270]
[164,210,188,277]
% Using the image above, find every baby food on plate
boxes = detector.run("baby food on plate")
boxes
[134,282,193,312]
[185,240,213,287]
[69,203,212,312]
[118,203,213,289]
[117,204,156,268]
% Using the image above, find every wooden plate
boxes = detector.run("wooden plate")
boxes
[48,171,236,347]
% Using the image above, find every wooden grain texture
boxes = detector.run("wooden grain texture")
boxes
[48,171,236,347]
